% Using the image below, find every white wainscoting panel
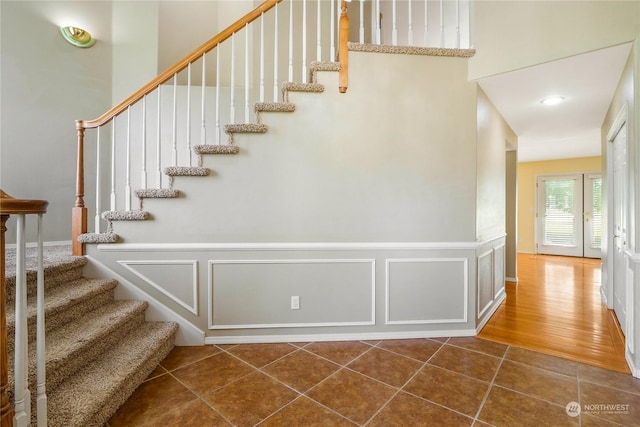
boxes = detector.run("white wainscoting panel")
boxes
[208,259,375,329]
[118,260,199,314]
[477,250,494,319]
[494,244,505,298]
[385,258,468,325]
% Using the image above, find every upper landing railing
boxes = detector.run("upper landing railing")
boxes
[72,0,471,255]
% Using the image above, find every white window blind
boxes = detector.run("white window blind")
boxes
[543,178,576,247]
[590,177,603,249]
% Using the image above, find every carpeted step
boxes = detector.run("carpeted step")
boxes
[223,123,268,144]
[46,321,178,427]
[347,41,476,58]
[6,277,118,355]
[163,166,210,177]
[135,188,180,199]
[193,144,240,155]
[8,300,149,395]
[77,232,120,244]
[254,102,296,113]
[309,61,341,83]
[281,82,324,102]
[5,247,87,303]
[102,210,149,221]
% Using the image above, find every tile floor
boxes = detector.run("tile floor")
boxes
[108,337,640,427]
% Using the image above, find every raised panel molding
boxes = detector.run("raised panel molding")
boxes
[208,259,375,329]
[118,260,199,314]
[385,258,468,325]
[477,250,494,319]
[493,244,505,298]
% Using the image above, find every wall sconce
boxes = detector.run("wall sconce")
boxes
[60,26,96,48]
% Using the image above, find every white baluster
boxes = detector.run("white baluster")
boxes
[13,215,29,427]
[456,0,460,48]
[408,0,414,45]
[156,86,162,187]
[186,64,192,166]
[316,0,322,62]
[215,46,221,145]
[359,0,365,43]
[110,119,116,210]
[424,0,429,46]
[125,106,131,211]
[141,96,148,188]
[302,0,307,82]
[95,126,101,232]
[231,33,236,124]
[245,23,250,124]
[440,0,444,47]
[330,0,335,59]
[468,0,473,48]
[202,52,207,146]
[273,3,279,101]
[376,0,381,44]
[260,12,265,103]
[288,0,293,81]
[36,214,46,427]
[171,73,178,166]
[392,0,397,45]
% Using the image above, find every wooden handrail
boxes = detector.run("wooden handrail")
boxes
[338,0,349,93]
[0,190,48,427]
[77,0,283,130]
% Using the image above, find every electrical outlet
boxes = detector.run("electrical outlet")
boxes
[290,295,300,310]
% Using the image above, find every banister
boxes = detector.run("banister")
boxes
[0,190,48,427]
[339,0,349,93]
[78,0,283,130]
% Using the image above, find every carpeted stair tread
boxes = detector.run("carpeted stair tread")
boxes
[135,188,180,198]
[46,321,178,427]
[102,210,149,221]
[163,166,210,177]
[193,144,240,155]
[347,41,476,57]
[309,61,341,83]
[8,300,149,394]
[254,102,296,113]
[6,277,118,354]
[224,123,268,134]
[77,232,120,244]
[281,82,324,102]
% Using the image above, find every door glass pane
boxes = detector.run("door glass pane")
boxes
[544,179,576,246]
[591,177,602,249]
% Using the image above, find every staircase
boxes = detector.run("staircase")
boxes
[5,245,177,426]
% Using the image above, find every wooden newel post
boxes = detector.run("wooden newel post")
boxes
[72,121,87,256]
[339,0,349,93]
[0,211,13,427]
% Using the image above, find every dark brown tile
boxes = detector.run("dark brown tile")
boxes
[289,342,311,348]
[263,349,340,392]
[204,371,298,427]
[306,369,396,424]
[478,386,578,427]
[505,346,578,377]
[347,347,422,387]
[141,399,231,426]
[579,363,640,395]
[172,352,254,395]
[144,364,167,382]
[227,343,297,368]
[580,381,640,426]
[304,341,372,365]
[580,413,626,426]
[108,373,198,426]
[215,344,238,350]
[258,397,356,426]
[160,345,221,371]
[494,360,578,405]
[368,392,473,427]
[447,336,508,358]
[403,364,489,417]
[429,337,450,343]
[428,344,501,382]
[377,338,443,362]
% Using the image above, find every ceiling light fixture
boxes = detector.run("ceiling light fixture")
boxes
[540,96,565,106]
[60,26,96,48]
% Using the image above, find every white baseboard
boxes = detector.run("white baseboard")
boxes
[84,255,205,346]
[204,328,476,345]
[505,276,518,283]
[626,351,639,378]
[475,291,506,335]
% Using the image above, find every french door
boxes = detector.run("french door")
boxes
[536,173,602,258]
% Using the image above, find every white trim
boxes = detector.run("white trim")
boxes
[626,352,639,378]
[96,239,503,252]
[606,103,628,142]
[5,240,71,249]
[204,328,477,345]
[207,259,376,330]
[83,255,205,345]
[625,249,640,264]
[477,249,494,319]
[505,276,518,283]
[493,244,505,299]
[475,290,506,334]
[385,258,468,325]
[118,260,199,315]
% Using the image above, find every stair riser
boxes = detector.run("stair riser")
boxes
[5,266,85,303]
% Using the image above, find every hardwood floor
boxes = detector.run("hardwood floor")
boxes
[479,253,630,374]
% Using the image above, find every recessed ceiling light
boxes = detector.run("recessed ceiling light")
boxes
[540,96,565,106]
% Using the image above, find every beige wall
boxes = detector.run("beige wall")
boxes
[470,1,639,80]
[517,156,602,254]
